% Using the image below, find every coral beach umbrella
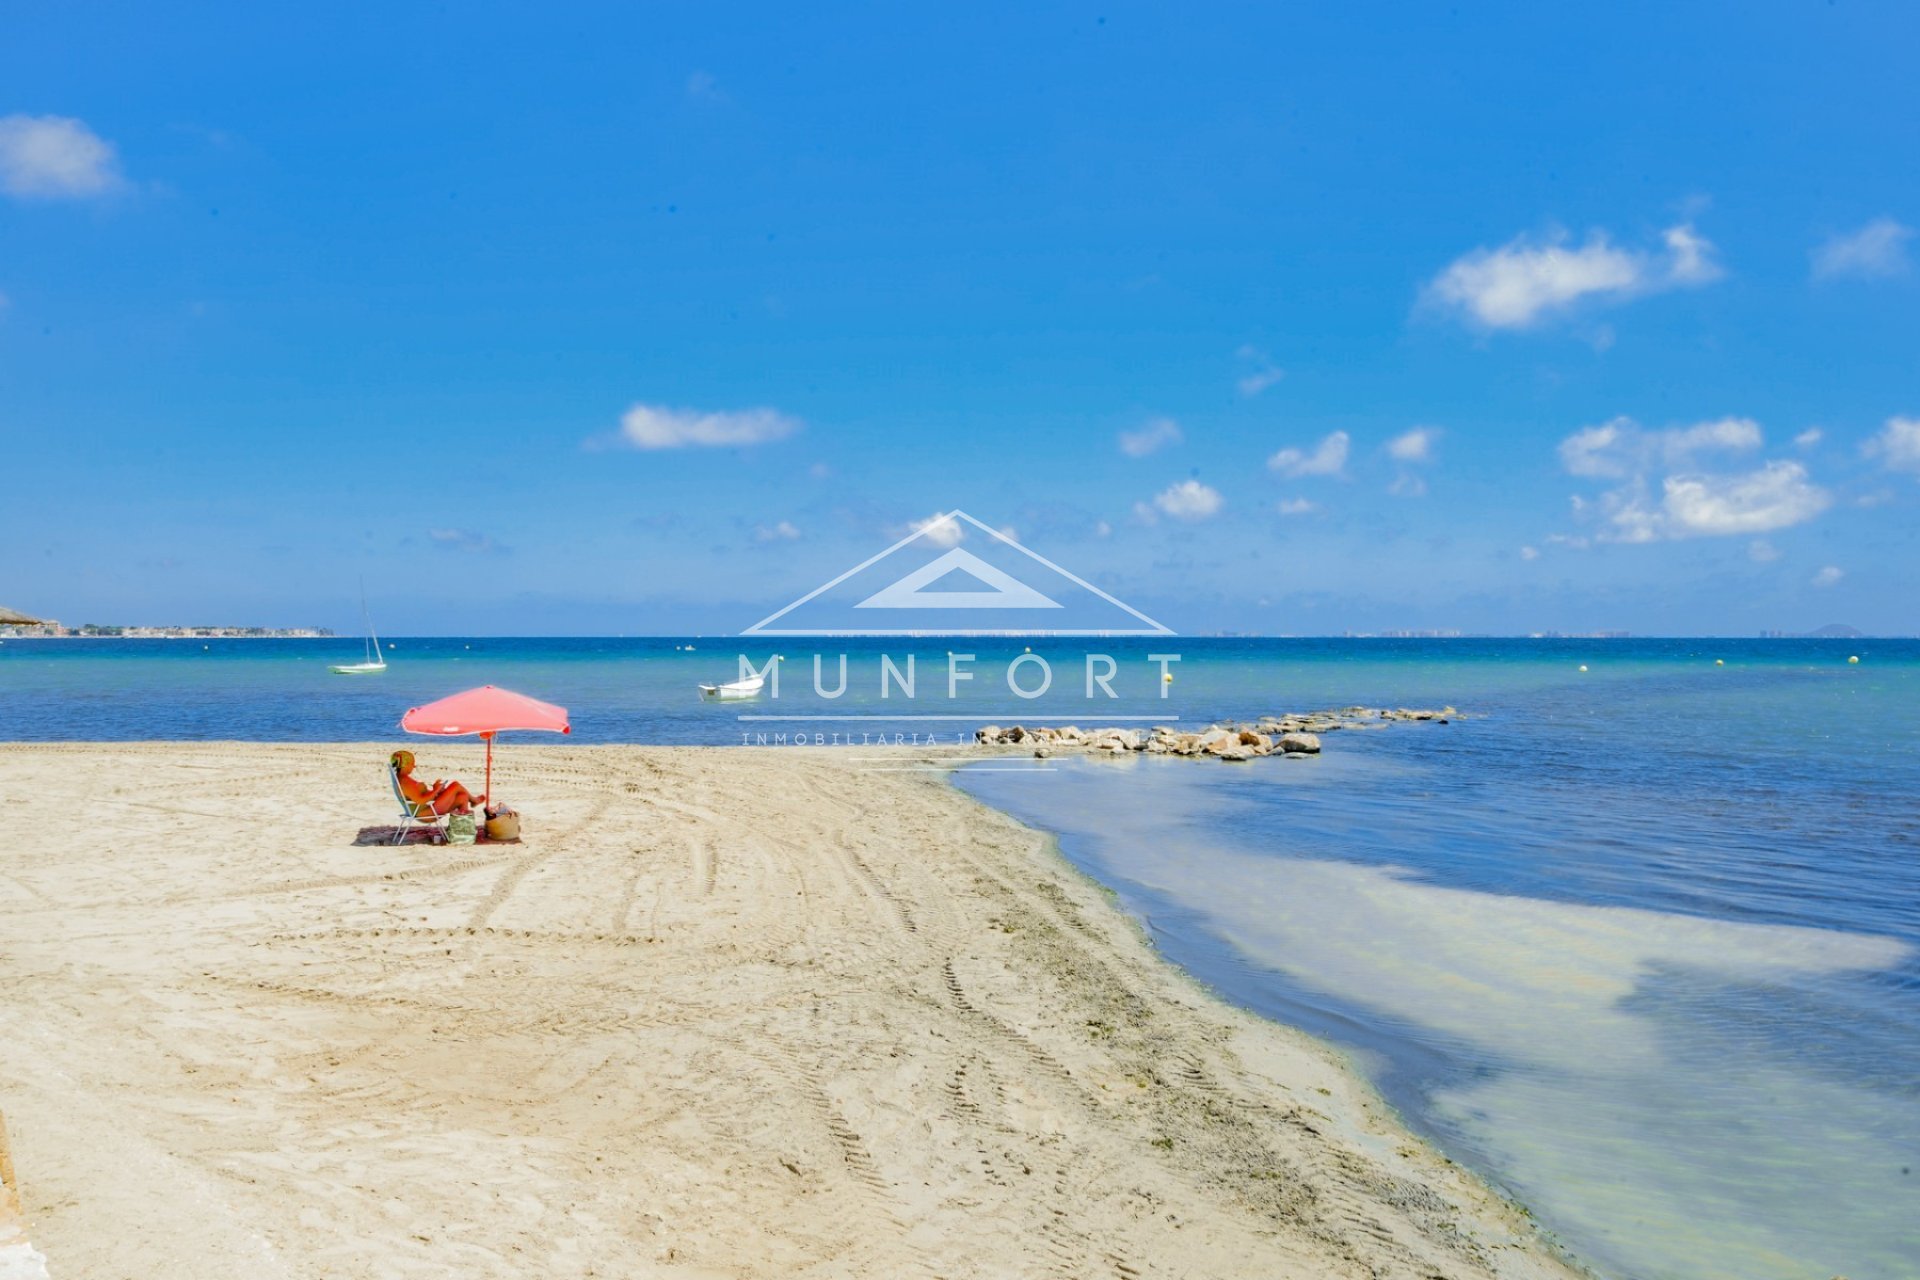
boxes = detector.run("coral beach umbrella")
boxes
[400,685,570,800]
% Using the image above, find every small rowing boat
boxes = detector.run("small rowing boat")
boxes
[698,674,764,700]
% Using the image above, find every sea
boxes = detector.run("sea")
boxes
[3,635,1915,1280]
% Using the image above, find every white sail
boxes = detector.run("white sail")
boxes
[330,584,388,675]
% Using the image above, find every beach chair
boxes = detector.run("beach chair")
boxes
[389,761,446,845]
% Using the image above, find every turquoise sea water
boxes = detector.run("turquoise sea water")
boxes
[3,636,1916,1278]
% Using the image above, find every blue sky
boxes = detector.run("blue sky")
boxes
[3,2,1916,635]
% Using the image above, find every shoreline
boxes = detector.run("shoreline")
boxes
[0,742,1586,1278]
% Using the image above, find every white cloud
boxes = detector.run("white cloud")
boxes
[1119,416,1182,458]
[1663,416,1764,459]
[1235,345,1285,397]
[904,513,964,547]
[429,528,508,555]
[1663,223,1719,284]
[1152,479,1224,521]
[1659,462,1830,538]
[1093,519,1113,538]
[808,461,832,479]
[1559,420,1633,478]
[1812,218,1913,282]
[1387,426,1440,495]
[1597,483,1666,544]
[1428,231,1638,328]
[1386,426,1441,463]
[1561,418,1829,542]
[1268,430,1349,478]
[1423,222,1721,329]
[1811,565,1845,588]
[1748,539,1781,563]
[1519,545,1540,561]
[1794,428,1823,451]
[1867,416,1920,475]
[752,520,801,542]
[0,114,123,198]
[610,403,799,450]
[1275,497,1317,516]
[1558,415,1762,479]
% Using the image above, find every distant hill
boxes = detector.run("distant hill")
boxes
[0,604,50,625]
[1801,623,1866,639]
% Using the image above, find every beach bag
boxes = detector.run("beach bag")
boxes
[446,812,478,845]
[485,807,521,841]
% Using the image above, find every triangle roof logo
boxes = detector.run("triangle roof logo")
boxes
[744,510,1172,636]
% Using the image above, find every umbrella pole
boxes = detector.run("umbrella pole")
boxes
[485,733,493,804]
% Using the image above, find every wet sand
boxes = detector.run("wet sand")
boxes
[0,743,1583,1279]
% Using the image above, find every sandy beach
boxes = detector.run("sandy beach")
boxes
[0,742,1583,1280]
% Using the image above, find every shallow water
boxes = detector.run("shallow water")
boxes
[957,650,1920,1280]
[6,636,1918,1277]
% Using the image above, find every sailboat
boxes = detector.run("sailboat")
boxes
[330,588,388,675]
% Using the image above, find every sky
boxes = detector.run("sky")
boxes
[2,2,1917,636]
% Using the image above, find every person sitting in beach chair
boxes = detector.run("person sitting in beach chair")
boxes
[389,749,484,816]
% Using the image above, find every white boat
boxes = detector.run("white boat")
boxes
[698,674,764,700]
[330,588,388,675]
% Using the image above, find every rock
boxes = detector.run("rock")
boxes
[976,705,1450,763]
[1087,727,1141,751]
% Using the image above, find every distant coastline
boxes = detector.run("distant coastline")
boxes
[0,626,334,640]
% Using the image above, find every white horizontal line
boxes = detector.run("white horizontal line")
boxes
[857,766,1058,772]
